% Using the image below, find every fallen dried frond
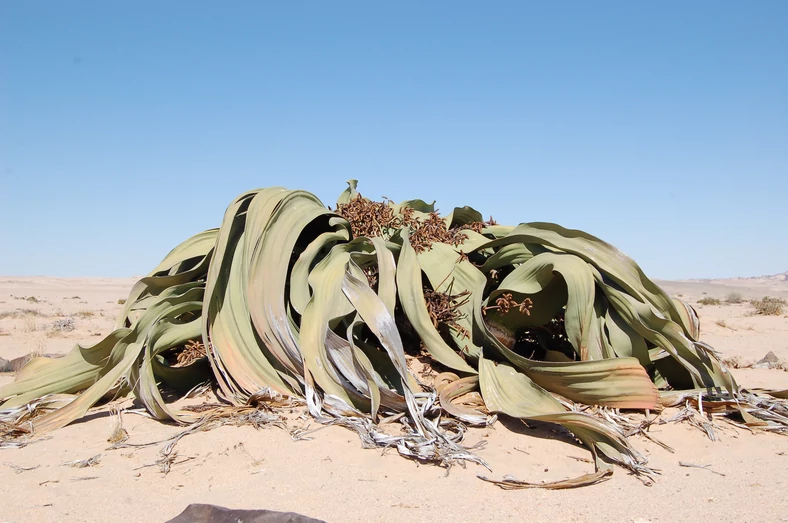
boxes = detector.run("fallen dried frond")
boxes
[679,461,725,476]
[4,462,40,474]
[478,468,614,490]
[63,454,102,468]
[181,403,225,413]
[659,390,788,437]
[109,394,294,476]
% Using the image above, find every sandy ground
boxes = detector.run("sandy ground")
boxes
[1,277,787,523]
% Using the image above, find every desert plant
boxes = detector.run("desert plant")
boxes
[697,297,721,306]
[0,181,782,487]
[725,292,744,304]
[117,298,126,305]
[750,296,786,316]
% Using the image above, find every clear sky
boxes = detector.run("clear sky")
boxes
[1,2,786,280]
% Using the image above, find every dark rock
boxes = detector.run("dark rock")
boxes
[0,353,65,373]
[8,354,33,372]
[165,504,326,523]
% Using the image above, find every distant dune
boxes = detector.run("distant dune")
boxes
[655,271,788,300]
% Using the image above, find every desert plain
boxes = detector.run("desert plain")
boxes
[0,275,786,523]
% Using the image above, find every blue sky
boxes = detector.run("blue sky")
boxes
[1,2,786,279]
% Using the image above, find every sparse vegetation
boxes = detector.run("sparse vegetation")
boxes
[715,319,733,330]
[117,298,126,305]
[74,311,94,318]
[0,310,41,320]
[16,308,46,317]
[724,292,743,304]
[50,318,76,332]
[10,295,42,303]
[697,297,721,306]
[750,296,786,316]
[22,315,38,333]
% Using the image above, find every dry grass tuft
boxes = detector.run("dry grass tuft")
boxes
[107,409,128,444]
[697,297,721,306]
[750,296,786,316]
[22,316,38,333]
[4,462,40,474]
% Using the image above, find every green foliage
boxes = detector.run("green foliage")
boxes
[0,182,750,486]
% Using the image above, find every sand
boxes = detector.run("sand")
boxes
[1,276,787,523]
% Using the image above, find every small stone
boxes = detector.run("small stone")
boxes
[753,351,781,369]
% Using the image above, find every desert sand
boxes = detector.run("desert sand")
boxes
[1,276,787,523]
